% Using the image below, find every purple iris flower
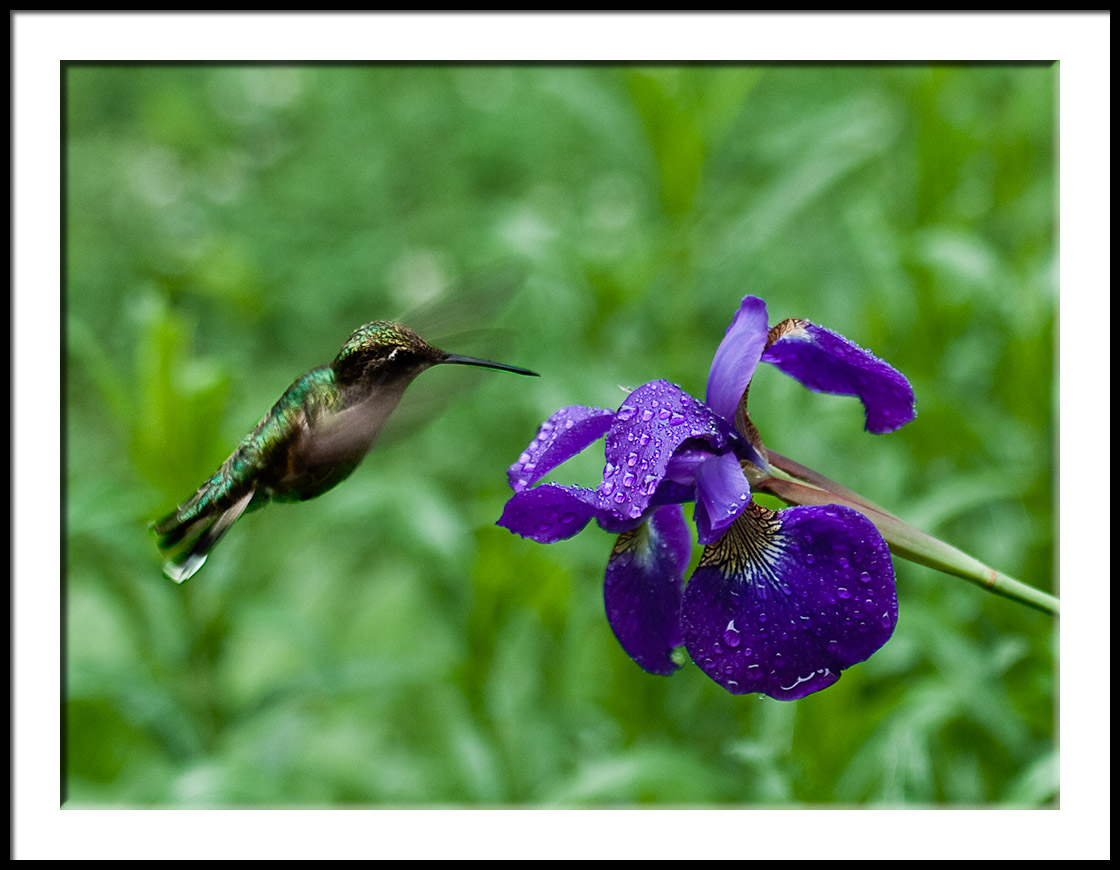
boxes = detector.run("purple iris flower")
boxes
[498,296,916,700]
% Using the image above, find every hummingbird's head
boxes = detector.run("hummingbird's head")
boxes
[332,320,538,387]
[332,321,445,386]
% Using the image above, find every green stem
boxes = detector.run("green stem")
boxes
[757,451,1059,616]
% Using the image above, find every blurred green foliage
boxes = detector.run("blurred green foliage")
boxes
[65,64,1057,806]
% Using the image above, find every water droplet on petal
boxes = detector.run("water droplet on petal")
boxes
[669,413,686,426]
[858,571,871,583]
[602,481,614,496]
[805,553,816,565]
[616,405,636,422]
[627,452,638,467]
[559,512,576,525]
[613,491,626,504]
[837,587,851,599]
[722,620,741,648]
[641,408,654,422]
[518,452,531,465]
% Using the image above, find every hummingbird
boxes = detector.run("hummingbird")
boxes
[150,320,538,584]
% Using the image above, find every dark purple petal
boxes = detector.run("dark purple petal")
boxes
[682,502,897,700]
[600,380,740,524]
[497,483,601,543]
[663,447,710,485]
[507,405,616,492]
[762,320,916,434]
[692,451,752,546]
[603,505,692,676]
[704,296,770,425]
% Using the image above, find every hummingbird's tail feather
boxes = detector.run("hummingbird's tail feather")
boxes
[154,490,255,584]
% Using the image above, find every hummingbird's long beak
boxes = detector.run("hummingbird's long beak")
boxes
[441,353,539,377]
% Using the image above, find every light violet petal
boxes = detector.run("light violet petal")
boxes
[496,483,600,544]
[762,320,916,434]
[507,405,615,492]
[704,296,770,425]
[692,451,752,546]
[599,380,739,525]
[603,505,691,676]
[682,503,897,700]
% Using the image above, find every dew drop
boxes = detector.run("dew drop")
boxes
[838,556,850,570]
[559,512,577,525]
[639,432,651,447]
[658,408,672,420]
[858,571,871,583]
[805,553,816,565]
[722,620,742,648]
[669,413,686,426]
[627,452,638,467]
[616,405,636,422]
[613,491,626,504]
[518,451,531,465]
[837,587,851,600]
[602,481,614,496]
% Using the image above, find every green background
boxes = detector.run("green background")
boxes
[65,64,1057,806]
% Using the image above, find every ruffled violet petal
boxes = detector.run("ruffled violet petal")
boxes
[600,379,740,524]
[681,502,897,700]
[705,295,770,426]
[497,483,601,544]
[507,405,615,492]
[762,319,916,434]
[603,505,691,676]
[692,451,752,546]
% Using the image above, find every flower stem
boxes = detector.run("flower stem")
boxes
[757,450,1059,616]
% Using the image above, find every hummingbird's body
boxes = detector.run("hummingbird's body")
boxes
[152,321,537,583]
